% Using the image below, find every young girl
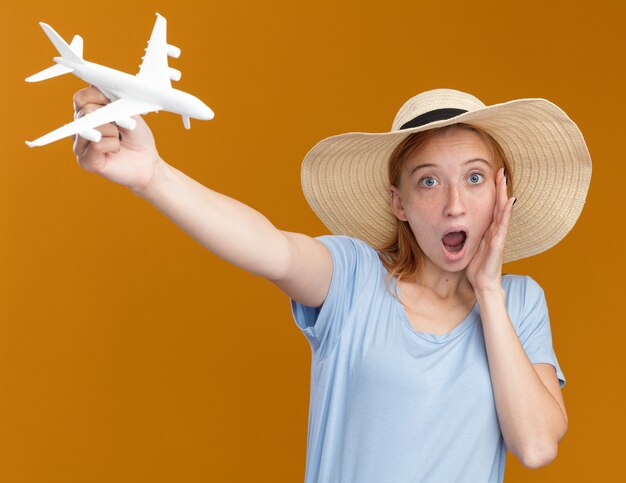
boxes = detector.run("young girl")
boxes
[71,87,591,482]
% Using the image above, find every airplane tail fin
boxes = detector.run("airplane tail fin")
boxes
[40,23,83,62]
[68,34,83,58]
[26,24,84,82]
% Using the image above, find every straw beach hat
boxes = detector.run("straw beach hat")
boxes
[301,88,592,263]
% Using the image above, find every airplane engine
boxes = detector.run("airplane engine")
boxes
[78,128,102,143]
[167,44,181,58]
[115,117,137,130]
[169,68,182,82]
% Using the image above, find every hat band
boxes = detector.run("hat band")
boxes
[398,108,468,130]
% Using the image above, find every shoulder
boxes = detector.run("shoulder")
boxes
[314,235,379,263]
[502,274,545,299]
[315,234,376,251]
[313,235,383,287]
[502,274,549,328]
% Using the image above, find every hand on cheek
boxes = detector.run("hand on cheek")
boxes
[466,167,516,294]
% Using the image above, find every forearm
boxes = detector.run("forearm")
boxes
[477,288,567,467]
[132,158,290,279]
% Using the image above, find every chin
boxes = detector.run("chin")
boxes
[423,254,470,274]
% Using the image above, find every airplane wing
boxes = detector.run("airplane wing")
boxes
[136,13,171,88]
[26,98,160,147]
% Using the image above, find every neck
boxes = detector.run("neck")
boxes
[413,259,474,302]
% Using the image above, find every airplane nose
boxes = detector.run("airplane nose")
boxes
[196,100,214,120]
[179,92,214,120]
[201,103,214,120]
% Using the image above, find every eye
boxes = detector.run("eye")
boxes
[468,172,484,184]
[419,177,438,188]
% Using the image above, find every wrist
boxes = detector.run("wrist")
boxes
[130,156,168,198]
[475,286,506,304]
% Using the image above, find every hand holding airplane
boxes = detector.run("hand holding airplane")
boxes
[26,12,214,148]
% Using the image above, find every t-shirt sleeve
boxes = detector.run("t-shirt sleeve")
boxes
[290,235,376,361]
[517,276,566,388]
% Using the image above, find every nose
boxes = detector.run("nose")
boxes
[444,183,466,217]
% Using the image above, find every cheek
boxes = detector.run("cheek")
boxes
[404,199,439,240]
[473,188,497,227]
[405,188,439,208]
[405,197,436,224]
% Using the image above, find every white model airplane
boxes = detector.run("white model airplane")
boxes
[25,13,214,148]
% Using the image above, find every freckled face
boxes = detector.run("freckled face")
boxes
[390,129,497,272]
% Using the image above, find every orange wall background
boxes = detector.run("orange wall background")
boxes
[2,0,623,481]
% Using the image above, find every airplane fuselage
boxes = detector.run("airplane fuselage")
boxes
[55,57,213,121]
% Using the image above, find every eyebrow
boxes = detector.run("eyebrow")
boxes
[409,158,492,176]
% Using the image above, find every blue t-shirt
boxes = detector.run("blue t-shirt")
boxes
[290,235,565,483]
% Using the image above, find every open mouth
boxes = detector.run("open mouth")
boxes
[442,231,467,253]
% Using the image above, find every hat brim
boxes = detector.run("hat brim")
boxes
[301,98,592,263]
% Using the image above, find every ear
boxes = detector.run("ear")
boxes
[390,185,408,222]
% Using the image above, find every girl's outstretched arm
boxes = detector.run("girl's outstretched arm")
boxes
[72,86,331,308]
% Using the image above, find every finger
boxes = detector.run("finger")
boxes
[73,86,110,113]
[500,168,509,209]
[482,170,507,250]
[72,103,121,156]
[73,127,91,158]
[495,168,508,226]
[494,195,516,245]
[95,122,120,139]
[491,168,504,225]
[501,197,516,235]
[78,137,121,173]
[73,133,89,159]
[74,122,120,161]
[74,102,113,120]
[115,125,132,143]
[72,103,106,154]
